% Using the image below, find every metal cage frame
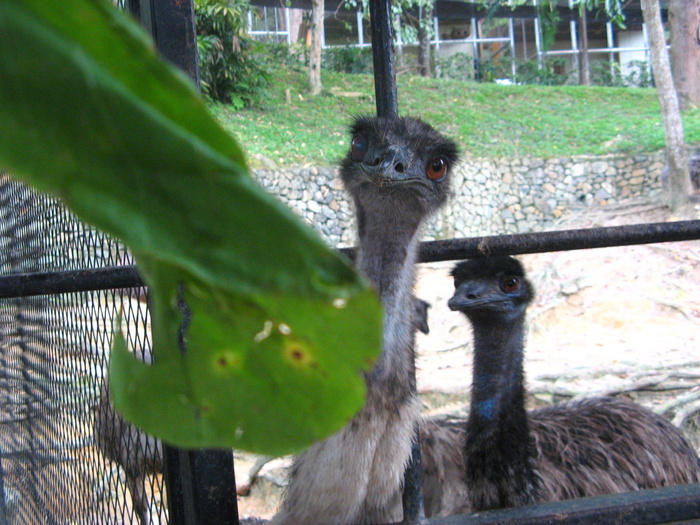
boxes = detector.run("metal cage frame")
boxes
[1,0,699,523]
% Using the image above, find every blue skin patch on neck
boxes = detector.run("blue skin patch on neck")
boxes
[476,398,496,420]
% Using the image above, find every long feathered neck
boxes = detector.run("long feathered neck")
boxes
[354,192,424,397]
[465,314,541,510]
[469,317,527,426]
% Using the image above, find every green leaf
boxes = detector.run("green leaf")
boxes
[0,0,381,454]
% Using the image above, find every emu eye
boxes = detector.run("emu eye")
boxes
[351,135,368,161]
[427,157,448,180]
[500,275,520,294]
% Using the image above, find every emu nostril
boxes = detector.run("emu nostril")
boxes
[395,162,405,173]
[467,294,477,300]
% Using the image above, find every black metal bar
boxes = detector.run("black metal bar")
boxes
[142,3,232,524]
[163,446,239,525]
[401,432,425,524]
[416,483,700,525]
[416,219,700,263]
[0,266,143,298]
[149,0,200,85]
[369,0,398,118]
[127,0,141,19]
[1,220,699,299]
[368,2,420,516]
[162,445,195,525]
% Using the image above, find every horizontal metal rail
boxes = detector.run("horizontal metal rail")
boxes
[0,220,698,299]
[0,266,143,299]
[415,219,700,263]
[407,482,700,525]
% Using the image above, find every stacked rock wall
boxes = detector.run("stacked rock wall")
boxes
[253,151,666,247]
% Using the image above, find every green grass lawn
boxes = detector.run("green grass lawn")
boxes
[211,65,700,168]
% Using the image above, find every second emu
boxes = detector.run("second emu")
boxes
[422,256,700,516]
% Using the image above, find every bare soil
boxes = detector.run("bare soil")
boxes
[236,197,700,521]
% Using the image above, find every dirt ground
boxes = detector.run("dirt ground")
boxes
[235,197,700,521]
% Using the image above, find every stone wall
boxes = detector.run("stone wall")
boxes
[253,151,666,247]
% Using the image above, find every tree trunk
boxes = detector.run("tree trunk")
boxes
[417,5,433,77]
[640,0,691,212]
[668,0,700,110]
[578,8,590,85]
[309,0,324,95]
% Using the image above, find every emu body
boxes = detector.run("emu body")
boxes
[95,362,163,525]
[273,117,458,524]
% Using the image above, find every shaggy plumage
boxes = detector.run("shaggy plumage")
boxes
[273,116,459,525]
[95,346,163,525]
[422,256,700,516]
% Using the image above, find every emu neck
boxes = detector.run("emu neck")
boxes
[469,317,527,425]
[354,195,424,397]
[466,314,540,510]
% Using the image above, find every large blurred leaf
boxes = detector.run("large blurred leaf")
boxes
[0,0,381,454]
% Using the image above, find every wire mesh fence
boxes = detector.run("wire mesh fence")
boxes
[0,174,167,524]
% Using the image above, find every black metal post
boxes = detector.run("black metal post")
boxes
[162,446,239,525]
[149,0,200,85]
[140,3,234,523]
[127,0,141,20]
[368,0,422,520]
[369,0,398,118]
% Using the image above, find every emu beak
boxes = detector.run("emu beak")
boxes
[363,145,416,184]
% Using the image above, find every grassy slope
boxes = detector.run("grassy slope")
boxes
[211,65,700,168]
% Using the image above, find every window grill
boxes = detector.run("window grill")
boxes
[1,0,699,524]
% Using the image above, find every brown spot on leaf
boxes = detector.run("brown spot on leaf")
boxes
[214,351,242,371]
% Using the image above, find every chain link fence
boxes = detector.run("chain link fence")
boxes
[0,174,167,524]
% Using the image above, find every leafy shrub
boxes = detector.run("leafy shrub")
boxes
[322,46,373,74]
[589,60,652,88]
[263,42,307,68]
[590,60,626,87]
[515,57,572,86]
[475,56,513,82]
[624,60,652,88]
[435,52,475,82]
[195,0,269,107]
[435,53,515,83]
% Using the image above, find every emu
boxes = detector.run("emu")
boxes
[273,116,459,524]
[95,343,163,525]
[422,256,700,515]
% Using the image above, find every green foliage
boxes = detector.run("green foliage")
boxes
[0,0,382,454]
[211,64,700,163]
[589,60,653,88]
[435,53,475,82]
[323,46,373,74]
[624,60,653,88]
[342,0,434,48]
[476,55,513,83]
[572,0,626,28]
[590,60,625,87]
[195,0,269,106]
[516,58,573,86]
[537,2,561,52]
[263,41,307,68]
[436,53,512,83]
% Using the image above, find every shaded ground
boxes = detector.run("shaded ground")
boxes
[235,197,700,521]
